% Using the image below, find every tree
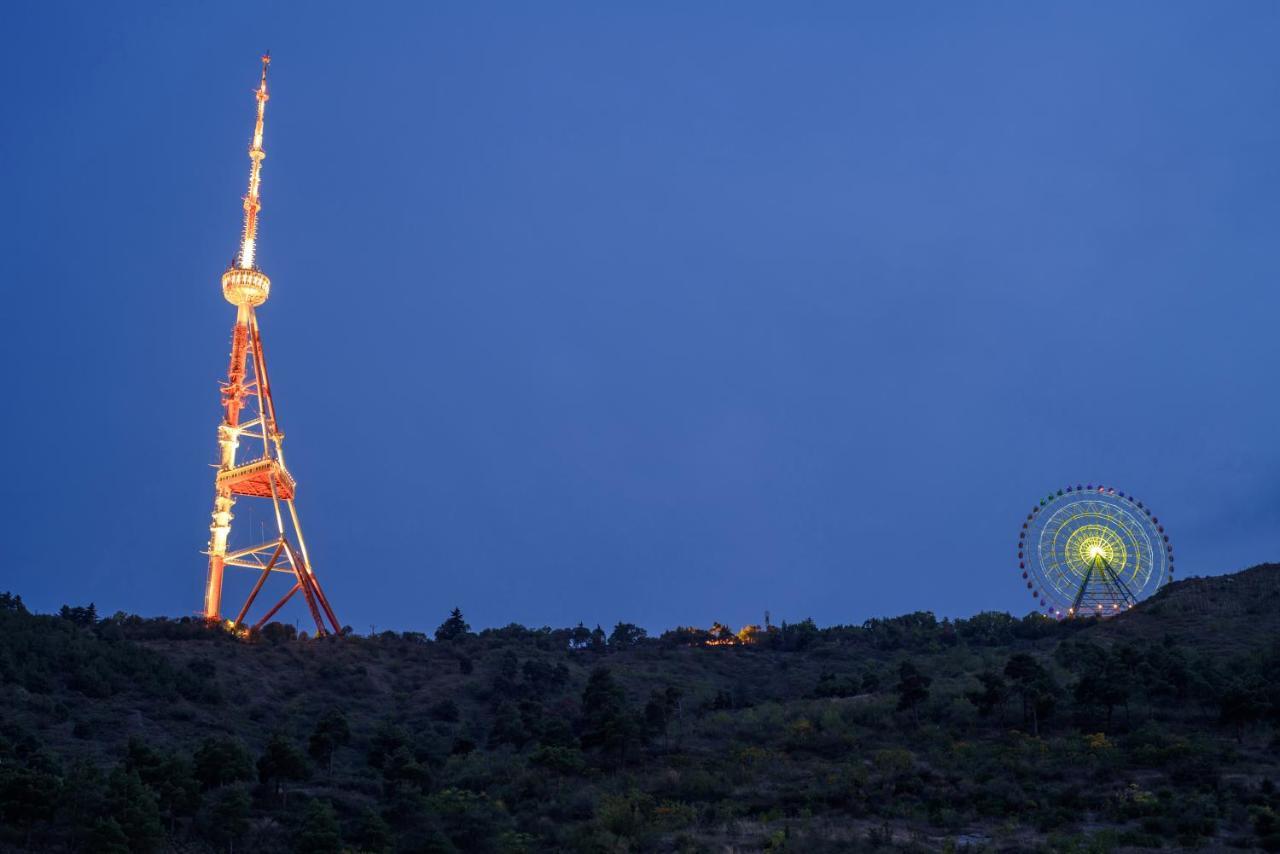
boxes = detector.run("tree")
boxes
[353,807,393,853]
[258,621,297,644]
[308,709,351,776]
[967,670,1009,720]
[489,701,527,748]
[435,608,471,641]
[257,734,309,803]
[1073,671,1127,729]
[1004,653,1058,737]
[497,649,520,680]
[708,623,738,646]
[196,785,251,854]
[643,686,682,748]
[776,617,821,651]
[580,667,635,763]
[88,818,131,854]
[382,745,432,797]
[590,624,607,652]
[0,765,61,844]
[429,698,460,722]
[59,602,97,626]
[125,738,200,830]
[193,737,255,790]
[60,760,108,849]
[102,767,164,853]
[1069,644,1130,728]
[608,622,647,650]
[367,721,411,770]
[569,622,592,649]
[895,660,931,725]
[294,799,342,854]
[428,787,510,851]
[1219,678,1268,743]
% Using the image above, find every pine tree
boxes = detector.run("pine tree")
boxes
[895,660,931,725]
[1004,653,1057,737]
[103,767,164,853]
[294,799,343,854]
[197,785,250,854]
[193,737,255,789]
[435,607,471,641]
[580,667,635,763]
[354,807,393,853]
[257,734,309,804]
[967,670,1009,720]
[308,709,352,776]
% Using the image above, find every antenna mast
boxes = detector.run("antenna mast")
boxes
[238,53,270,270]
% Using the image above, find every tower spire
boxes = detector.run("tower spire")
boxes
[238,52,270,271]
[222,54,272,308]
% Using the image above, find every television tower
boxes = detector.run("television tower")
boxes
[202,55,341,636]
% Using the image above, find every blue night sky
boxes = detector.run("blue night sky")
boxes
[3,2,1280,633]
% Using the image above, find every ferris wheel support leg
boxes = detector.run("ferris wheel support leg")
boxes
[1100,559,1138,607]
[1069,564,1095,617]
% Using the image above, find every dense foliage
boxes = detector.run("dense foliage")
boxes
[0,566,1278,852]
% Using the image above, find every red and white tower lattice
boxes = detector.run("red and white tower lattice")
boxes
[202,55,340,636]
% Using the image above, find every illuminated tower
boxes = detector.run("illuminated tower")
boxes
[202,55,341,636]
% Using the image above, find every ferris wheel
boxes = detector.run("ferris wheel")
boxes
[1017,484,1173,617]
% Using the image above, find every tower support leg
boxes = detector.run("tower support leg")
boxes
[233,540,285,627]
[205,492,236,619]
[253,582,302,631]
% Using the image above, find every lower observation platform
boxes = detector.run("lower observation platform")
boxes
[216,458,296,499]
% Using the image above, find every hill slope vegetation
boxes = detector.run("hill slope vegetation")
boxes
[1,565,1278,852]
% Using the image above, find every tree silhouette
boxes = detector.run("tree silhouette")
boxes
[608,622,647,650]
[196,785,250,854]
[295,799,343,854]
[435,608,471,642]
[967,670,1009,720]
[102,767,164,853]
[1004,653,1058,737]
[580,667,635,763]
[59,602,97,626]
[193,737,254,790]
[308,709,352,776]
[895,660,932,725]
[644,686,683,749]
[257,734,309,804]
[1218,678,1268,743]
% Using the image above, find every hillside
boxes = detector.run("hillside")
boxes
[0,567,1278,853]
[1083,562,1280,653]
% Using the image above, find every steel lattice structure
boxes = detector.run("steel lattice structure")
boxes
[1017,484,1174,618]
[202,56,341,636]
